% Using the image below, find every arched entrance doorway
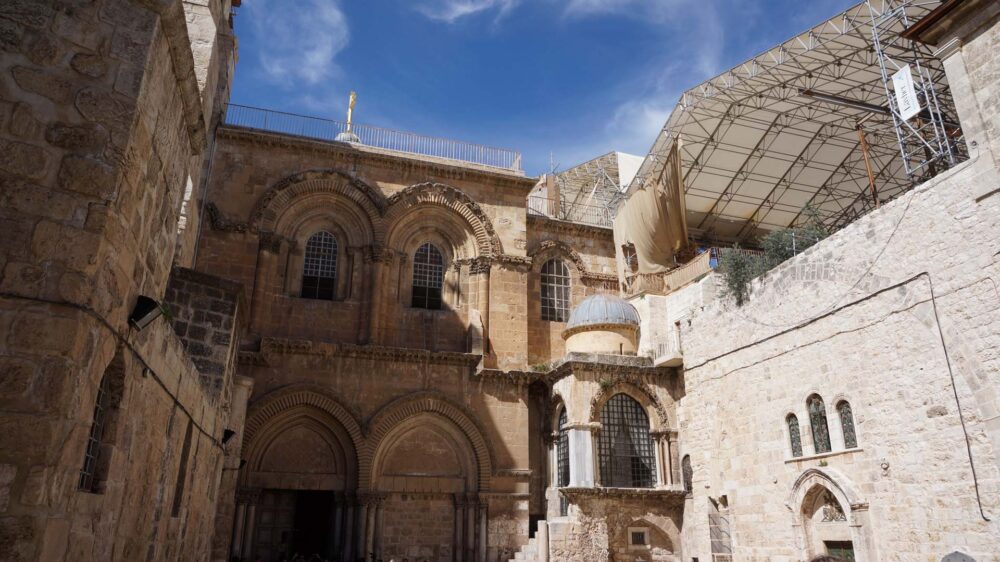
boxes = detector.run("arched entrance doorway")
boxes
[788,468,875,562]
[364,395,493,562]
[234,391,362,562]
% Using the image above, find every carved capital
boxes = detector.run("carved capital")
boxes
[258,231,283,253]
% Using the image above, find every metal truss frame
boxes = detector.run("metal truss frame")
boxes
[626,0,965,246]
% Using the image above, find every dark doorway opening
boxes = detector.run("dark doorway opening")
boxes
[253,490,338,562]
[824,540,855,561]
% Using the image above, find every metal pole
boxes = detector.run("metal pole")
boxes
[856,123,880,208]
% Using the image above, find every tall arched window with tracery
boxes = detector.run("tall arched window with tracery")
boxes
[540,259,570,322]
[837,400,857,448]
[787,413,803,457]
[598,394,656,488]
[808,394,831,454]
[301,231,338,300]
[412,242,444,310]
[556,407,570,515]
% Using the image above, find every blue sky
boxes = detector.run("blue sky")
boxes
[231,0,857,176]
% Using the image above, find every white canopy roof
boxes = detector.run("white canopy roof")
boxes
[626,0,960,245]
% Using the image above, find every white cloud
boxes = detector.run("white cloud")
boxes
[245,0,349,85]
[415,0,520,23]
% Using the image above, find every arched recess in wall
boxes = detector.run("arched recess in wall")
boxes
[787,468,874,562]
[588,380,669,432]
[384,182,503,259]
[360,392,495,492]
[251,168,388,244]
[241,386,364,491]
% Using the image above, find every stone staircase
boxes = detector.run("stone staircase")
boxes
[508,521,549,562]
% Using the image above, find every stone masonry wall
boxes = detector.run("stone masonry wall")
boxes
[676,142,1000,560]
[163,266,243,400]
[0,1,238,561]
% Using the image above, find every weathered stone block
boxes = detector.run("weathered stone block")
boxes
[11,67,75,105]
[56,155,116,199]
[45,123,108,155]
[0,139,48,179]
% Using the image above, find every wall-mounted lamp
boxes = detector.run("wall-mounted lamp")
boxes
[222,429,236,445]
[128,295,164,331]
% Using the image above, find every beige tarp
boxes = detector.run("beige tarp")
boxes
[613,140,688,274]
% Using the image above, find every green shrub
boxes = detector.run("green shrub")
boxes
[718,209,828,306]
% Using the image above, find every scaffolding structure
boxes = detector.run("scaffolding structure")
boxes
[625,0,965,245]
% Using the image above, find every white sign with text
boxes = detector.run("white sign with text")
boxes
[892,65,921,121]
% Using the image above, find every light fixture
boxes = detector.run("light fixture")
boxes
[128,295,164,331]
[222,429,236,445]
[798,89,890,115]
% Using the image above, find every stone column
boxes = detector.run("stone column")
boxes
[367,248,392,345]
[230,501,247,559]
[373,496,385,561]
[242,501,258,559]
[250,232,283,333]
[357,250,374,344]
[476,499,489,562]
[453,495,466,562]
[473,258,491,353]
[669,433,681,486]
[651,431,668,488]
[466,493,477,561]
[331,494,344,558]
[364,495,378,560]
[565,424,597,487]
[355,498,369,561]
[341,495,355,562]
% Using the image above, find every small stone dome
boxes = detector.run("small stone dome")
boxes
[564,294,640,333]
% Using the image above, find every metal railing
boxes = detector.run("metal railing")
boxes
[526,195,614,228]
[223,104,523,172]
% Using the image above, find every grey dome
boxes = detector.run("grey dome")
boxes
[565,294,640,332]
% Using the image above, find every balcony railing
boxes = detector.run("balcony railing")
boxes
[526,195,614,228]
[223,104,523,172]
[623,247,764,297]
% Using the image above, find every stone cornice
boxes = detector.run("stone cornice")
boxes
[218,126,537,191]
[560,322,638,339]
[559,486,686,503]
[256,337,481,366]
[205,201,249,232]
[494,469,533,480]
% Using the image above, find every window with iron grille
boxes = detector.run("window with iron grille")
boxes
[540,259,570,322]
[787,413,803,457]
[598,394,656,488]
[557,408,570,516]
[79,354,125,494]
[808,394,831,454]
[838,401,857,448]
[412,242,444,309]
[301,231,338,300]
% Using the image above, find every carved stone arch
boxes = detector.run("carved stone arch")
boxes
[252,169,388,244]
[360,392,495,492]
[528,239,588,275]
[385,182,503,257]
[589,379,669,431]
[786,468,875,562]
[242,385,365,458]
[786,467,866,515]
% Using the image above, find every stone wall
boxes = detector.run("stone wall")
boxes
[164,266,243,399]
[676,135,1000,560]
[0,1,239,560]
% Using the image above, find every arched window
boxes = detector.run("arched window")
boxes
[301,231,338,300]
[80,352,125,493]
[787,414,803,457]
[412,242,444,310]
[598,394,656,488]
[682,455,692,494]
[837,401,857,448]
[540,259,571,322]
[556,408,570,516]
[808,394,831,454]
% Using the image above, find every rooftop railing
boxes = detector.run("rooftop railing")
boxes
[223,104,523,173]
[526,195,615,228]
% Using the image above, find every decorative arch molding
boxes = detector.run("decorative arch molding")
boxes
[242,385,365,458]
[385,182,503,257]
[251,169,388,242]
[786,467,867,515]
[589,379,669,430]
[529,239,619,288]
[360,392,495,492]
[529,240,588,275]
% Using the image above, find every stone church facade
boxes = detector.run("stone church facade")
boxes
[1,1,999,562]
